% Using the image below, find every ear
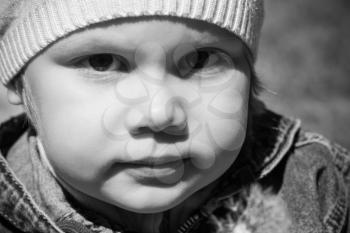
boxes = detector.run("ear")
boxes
[7,88,23,105]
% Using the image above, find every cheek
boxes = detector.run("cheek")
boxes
[205,88,248,152]
[186,71,249,178]
[25,67,122,180]
[199,71,249,152]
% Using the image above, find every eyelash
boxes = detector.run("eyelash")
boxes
[72,48,234,80]
[177,48,235,77]
[74,54,129,71]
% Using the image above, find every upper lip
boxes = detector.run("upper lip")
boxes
[126,155,187,166]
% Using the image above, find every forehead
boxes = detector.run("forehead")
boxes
[48,17,243,53]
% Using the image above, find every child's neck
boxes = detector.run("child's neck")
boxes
[59,179,220,233]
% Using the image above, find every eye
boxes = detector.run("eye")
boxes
[78,54,130,72]
[177,48,234,77]
[185,50,211,69]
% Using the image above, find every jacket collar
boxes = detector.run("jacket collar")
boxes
[0,141,63,232]
[250,108,301,179]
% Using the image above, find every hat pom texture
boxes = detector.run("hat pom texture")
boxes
[0,0,264,85]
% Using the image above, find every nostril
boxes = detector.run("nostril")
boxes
[163,122,188,136]
[154,129,189,143]
[130,126,153,136]
[130,125,189,142]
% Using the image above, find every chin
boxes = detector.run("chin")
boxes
[124,204,177,214]
[103,185,192,214]
[119,193,186,214]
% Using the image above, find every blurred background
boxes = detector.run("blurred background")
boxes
[0,0,349,148]
[256,0,350,148]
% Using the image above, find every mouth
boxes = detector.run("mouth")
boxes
[126,155,188,166]
[121,156,190,183]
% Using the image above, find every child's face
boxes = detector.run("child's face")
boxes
[22,18,251,213]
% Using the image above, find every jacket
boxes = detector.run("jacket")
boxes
[0,109,349,233]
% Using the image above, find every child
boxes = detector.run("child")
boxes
[0,0,349,233]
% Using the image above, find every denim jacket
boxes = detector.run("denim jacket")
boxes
[0,109,349,233]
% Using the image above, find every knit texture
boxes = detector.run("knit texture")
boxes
[0,0,264,85]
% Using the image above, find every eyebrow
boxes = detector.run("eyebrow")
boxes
[47,30,137,56]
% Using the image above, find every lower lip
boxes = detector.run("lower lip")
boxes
[124,159,188,183]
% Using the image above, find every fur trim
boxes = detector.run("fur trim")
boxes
[211,185,291,233]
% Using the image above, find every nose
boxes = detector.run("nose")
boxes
[126,88,188,137]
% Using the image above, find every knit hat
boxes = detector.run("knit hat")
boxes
[0,0,264,85]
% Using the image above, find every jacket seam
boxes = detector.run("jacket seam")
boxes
[323,175,348,233]
[295,132,332,149]
[331,143,350,181]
